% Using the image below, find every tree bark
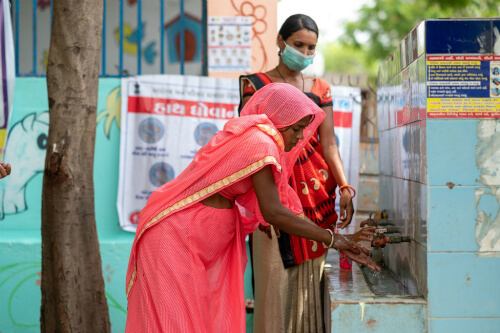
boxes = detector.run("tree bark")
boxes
[41,0,110,332]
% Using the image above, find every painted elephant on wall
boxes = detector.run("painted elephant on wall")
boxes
[0,112,48,219]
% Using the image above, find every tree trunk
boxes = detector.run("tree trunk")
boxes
[41,0,110,332]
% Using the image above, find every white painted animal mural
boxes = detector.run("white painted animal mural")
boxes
[0,112,48,219]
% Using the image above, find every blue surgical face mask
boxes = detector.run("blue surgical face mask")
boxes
[280,41,315,72]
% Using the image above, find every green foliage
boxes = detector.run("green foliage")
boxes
[321,43,379,77]
[322,0,499,77]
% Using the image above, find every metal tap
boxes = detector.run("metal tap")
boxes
[359,211,411,249]
[371,234,411,248]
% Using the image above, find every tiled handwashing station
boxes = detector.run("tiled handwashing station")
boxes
[324,18,500,333]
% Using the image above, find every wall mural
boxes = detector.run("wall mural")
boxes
[37,0,50,11]
[0,81,128,332]
[18,1,198,76]
[0,85,121,221]
[0,261,126,331]
[0,262,41,329]
[41,51,49,70]
[165,13,202,64]
[97,86,122,138]
[113,23,158,65]
[0,112,48,219]
[0,78,255,332]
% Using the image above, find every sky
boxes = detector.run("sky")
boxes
[277,0,368,43]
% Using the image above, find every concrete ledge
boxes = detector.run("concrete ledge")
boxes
[324,251,427,332]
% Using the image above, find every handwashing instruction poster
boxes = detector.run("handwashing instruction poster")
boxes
[427,55,500,118]
[118,75,239,232]
[208,16,252,73]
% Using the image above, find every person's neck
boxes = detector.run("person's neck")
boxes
[275,61,305,92]
[276,62,302,80]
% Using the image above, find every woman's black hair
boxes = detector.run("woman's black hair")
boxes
[278,14,319,41]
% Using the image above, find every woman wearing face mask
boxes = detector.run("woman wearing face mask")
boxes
[239,14,355,333]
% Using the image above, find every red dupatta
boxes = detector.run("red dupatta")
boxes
[125,83,325,298]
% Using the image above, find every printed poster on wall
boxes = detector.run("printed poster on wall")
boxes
[118,75,239,232]
[330,86,361,235]
[208,16,252,73]
[427,55,500,118]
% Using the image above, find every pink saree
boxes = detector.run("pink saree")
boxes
[125,83,325,332]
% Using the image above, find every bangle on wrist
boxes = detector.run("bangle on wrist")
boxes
[339,185,356,198]
[325,228,335,248]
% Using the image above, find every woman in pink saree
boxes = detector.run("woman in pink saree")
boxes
[125,83,379,333]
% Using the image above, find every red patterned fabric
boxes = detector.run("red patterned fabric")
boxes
[288,136,338,265]
[125,83,326,332]
[240,74,337,267]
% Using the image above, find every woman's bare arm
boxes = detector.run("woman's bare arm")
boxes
[251,165,380,271]
[251,165,331,245]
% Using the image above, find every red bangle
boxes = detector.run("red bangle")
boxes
[339,185,356,198]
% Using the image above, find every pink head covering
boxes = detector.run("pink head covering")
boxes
[240,82,325,179]
[240,82,322,128]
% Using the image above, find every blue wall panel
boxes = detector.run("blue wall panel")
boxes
[427,120,481,187]
[429,318,500,333]
[428,186,494,252]
[427,253,500,318]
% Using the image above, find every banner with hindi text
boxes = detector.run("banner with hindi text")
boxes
[118,75,239,232]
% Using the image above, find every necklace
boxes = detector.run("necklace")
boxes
[275,66,304,92]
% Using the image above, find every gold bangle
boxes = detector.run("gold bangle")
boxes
[325,228,335,248]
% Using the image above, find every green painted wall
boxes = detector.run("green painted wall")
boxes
[0,78,132,333]
[0,77,254,332]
